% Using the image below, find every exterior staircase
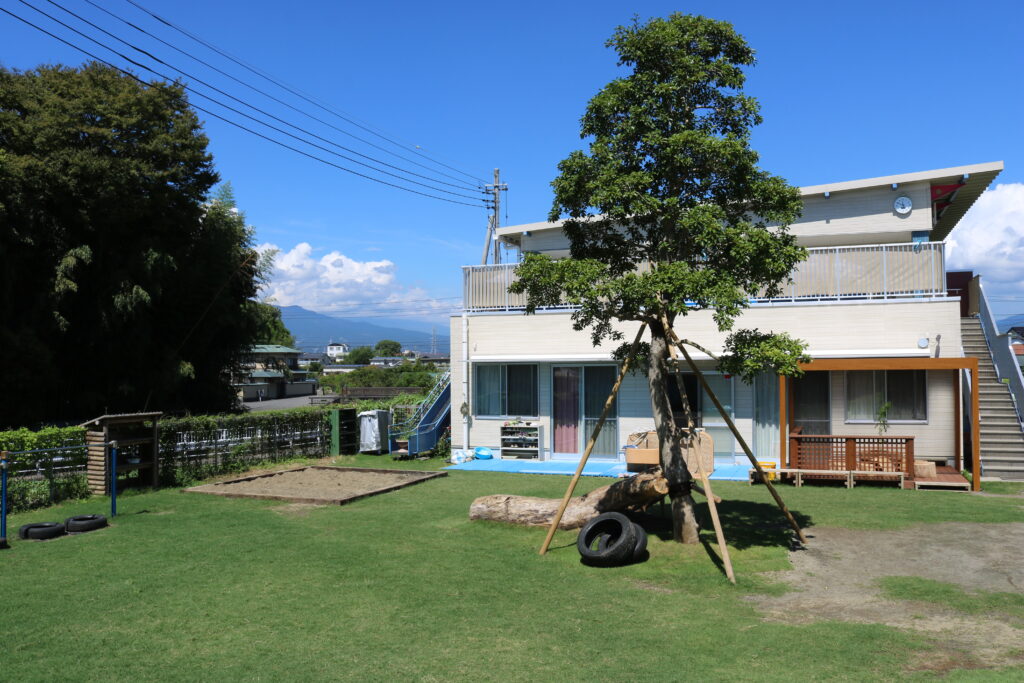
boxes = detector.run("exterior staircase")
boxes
[961,317,1024,479]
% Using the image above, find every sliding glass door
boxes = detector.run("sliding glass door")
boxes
[552,365,618,459]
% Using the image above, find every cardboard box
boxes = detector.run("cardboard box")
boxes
[625,431,660,465]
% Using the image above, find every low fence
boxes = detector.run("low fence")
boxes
[1,410,333,513]
[789,433,914,475]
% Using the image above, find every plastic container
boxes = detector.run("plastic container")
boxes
[473,446,494,460]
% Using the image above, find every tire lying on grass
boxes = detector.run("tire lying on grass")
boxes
[64,515,108,533]
[18,522,66,541]
[577,512,641,567]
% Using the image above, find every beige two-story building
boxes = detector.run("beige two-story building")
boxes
[451,162,1024,483]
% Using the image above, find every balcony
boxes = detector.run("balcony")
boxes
[462,241,947,312]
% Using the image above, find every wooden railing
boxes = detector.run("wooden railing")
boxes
[789,434,915,475]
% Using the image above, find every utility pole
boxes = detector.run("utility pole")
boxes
[481,168,507,265]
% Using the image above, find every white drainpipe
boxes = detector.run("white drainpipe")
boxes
[462,311,470,452]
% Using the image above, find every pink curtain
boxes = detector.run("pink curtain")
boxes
[553,367,579,453]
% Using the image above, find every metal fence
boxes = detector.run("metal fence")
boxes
[462,242,948,311]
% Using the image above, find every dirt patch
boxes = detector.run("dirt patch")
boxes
[186,466,446,505]
[752,523,1024,670]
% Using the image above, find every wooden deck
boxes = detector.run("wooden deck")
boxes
[905,465,971,491]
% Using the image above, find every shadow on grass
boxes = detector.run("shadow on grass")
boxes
[635,498,814,551]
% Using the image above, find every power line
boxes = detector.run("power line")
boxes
[25,0,486,203]
[2,5,487,209]
[83,0,482,192]
[121,0,489,186]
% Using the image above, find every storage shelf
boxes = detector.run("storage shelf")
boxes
[500,423,540,460]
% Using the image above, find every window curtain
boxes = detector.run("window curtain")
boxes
[506,365,537,416]
[474,364,502,416]
[846,370,881,421]
[885,370,927,420]
[584,366,617,457]
[753,373,779,464]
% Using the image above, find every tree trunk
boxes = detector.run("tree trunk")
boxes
[648,318,700,543]
[469,470,669,529]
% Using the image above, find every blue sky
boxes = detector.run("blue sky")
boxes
[4,0,1023,321]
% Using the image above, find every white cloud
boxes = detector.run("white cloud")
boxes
[947,183,1024,308]
[257,242,455,319]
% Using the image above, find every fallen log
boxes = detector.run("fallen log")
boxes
[469,470,669,529]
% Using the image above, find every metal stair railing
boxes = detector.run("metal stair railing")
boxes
[388,369,450,451]
[976,278,1024,423]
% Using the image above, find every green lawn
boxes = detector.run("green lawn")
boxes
[2,456,1022,681]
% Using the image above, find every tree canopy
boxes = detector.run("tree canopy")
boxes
[345,346,374,365]
[509,14,808,541]
[0,63,270,427]
[374,339,402,357]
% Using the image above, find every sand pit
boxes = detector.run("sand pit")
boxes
[185,466,446,505]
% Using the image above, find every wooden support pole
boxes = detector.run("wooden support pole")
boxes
[657,312,735,581]
[970,358,981,492]
[779,374,788,468]
[698,471,734,583]
[539,323,647,555]
[664,325,808,545]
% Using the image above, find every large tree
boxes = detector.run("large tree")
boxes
[510,15,808,542]
[0,63,269,427]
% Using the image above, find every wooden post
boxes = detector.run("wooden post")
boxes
[666,328,807,545]
[656,312,736,581]
[904,437,915,477]
[970,357,980,492]
[778,374,788,468]
[953,371,962,472]
[789,433,800,469]
[844,437,857,471]
[539,323,647,555]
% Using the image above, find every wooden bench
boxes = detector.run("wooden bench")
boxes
[750,467,904,488]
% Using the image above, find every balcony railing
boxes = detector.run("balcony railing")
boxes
[462,241,947,312]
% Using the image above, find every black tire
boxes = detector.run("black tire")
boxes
[64,515,108,533]
[631,522,649,562]
[577,512,638,567]
[18,522,66,541]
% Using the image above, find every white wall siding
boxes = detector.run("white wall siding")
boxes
[827,369,956,463]
[792,182,932,246]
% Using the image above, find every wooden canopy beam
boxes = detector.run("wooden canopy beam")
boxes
[791,356,980,492]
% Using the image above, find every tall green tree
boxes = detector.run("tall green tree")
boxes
[251,302,296,347]
[345,346,374,365]
[510,15,808,542]
[0,63,269,427]
[374,339,402,357]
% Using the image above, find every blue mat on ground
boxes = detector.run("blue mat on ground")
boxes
[445,459,626,477]
[445,459,753,480]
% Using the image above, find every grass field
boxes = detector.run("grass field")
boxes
[2,455,1023,681]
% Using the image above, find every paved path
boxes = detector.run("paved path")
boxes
[244,396,316,412]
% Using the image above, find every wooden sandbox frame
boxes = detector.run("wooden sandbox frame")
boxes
[184,466,447,506]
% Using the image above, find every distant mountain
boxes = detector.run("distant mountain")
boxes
[277,305,449,354]
[999,314,1024,333]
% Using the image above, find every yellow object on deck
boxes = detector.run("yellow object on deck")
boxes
[758,462,777,481]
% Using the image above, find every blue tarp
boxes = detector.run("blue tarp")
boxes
[445,459,752,481]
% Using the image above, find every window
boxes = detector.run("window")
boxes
[845,370,926,422]
[474,364,537,416]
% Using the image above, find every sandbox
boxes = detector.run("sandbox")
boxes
[185,466,446,505]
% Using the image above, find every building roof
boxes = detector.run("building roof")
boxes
[250,344,302,354]
[250,370,286,379]
[496,161,1004,244]
[799,161,1003,241]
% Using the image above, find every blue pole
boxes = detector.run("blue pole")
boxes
[1,451,9,549]
[110,442,118,518]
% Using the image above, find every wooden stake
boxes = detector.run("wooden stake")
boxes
[697,470,735,583]
[657,312,736,582]
[666,327,808,545]
[539,323,647,555]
